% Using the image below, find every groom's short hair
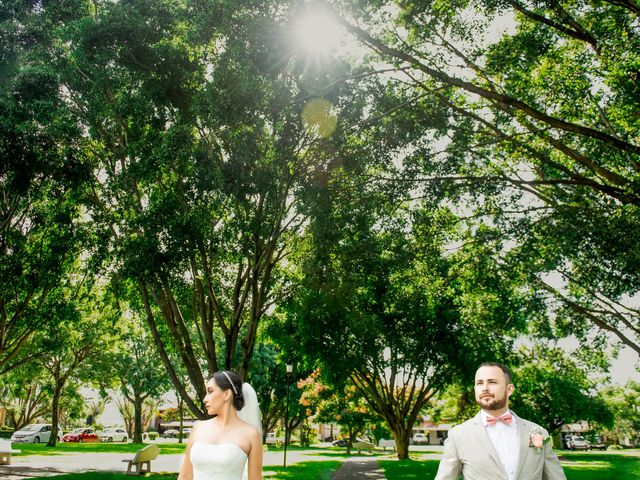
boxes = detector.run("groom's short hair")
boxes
[478,362,513,384]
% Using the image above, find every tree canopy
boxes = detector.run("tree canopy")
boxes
[1,0,637,448]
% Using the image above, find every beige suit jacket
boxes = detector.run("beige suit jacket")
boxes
[434,411,566,480]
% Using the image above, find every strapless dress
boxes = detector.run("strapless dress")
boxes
[190,441,248,480]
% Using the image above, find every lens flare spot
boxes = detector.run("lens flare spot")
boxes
[302,98,337,138]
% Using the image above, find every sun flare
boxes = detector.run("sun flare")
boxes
[293,6,343,59]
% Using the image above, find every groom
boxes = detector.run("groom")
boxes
[434,362,566,480]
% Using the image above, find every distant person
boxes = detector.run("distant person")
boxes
[178,370,263,480]
[435,362,566,480]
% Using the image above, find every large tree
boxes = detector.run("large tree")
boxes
[600,381,640,446]
[290,196,523,457]
[96,310,170,443]
[0,0,88,375]
[299,370,380,453]
[510,345,613,436]
[327,0,640,355]
[39,278,118,446]
[51,0,385,417]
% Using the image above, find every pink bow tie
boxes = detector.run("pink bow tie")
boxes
[487,413,513,426]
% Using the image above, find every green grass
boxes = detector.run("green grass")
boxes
[13,445,640,479]
[263,460,342,479]
[561,452,640,480]
[13,442,187,456]
[37,460,342,480]
[377,452,640,480]
[379,458,440,479]
[37,474,175,480]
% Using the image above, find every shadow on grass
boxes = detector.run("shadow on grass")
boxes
[305,451,351,458]
[264,460,342,479]
[378,458,440,479]
[27,460,343,480]
[265,445,331,452]
[33,473,175,480]
[14,442,187,457]
[305,450,394,459]
[562,452,640,480]
[375,453,640,480]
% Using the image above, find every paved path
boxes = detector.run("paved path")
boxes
[0,448,348,479]
[331,457,387,479]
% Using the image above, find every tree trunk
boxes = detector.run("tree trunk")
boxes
[178,396,185,444]
[346,427,355,455]
[133,393,144,443]
[47,379,64,447]
[393,430,410,459]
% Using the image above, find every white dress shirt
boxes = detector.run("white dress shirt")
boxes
[481,409,520,480]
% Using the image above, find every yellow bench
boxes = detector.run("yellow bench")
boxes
[353,440,375,453]
[122,444,159,475]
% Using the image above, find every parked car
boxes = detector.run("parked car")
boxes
[62,427,99,443]
[332,438,348,447]
[412,432,429,445]
[266,432,285,445]
[98,428,128,443]
[163,428,191,438]
[590,435,607,450]
[11,424,63,444]
[565,435,590,450]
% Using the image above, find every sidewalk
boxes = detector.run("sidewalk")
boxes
[0,448,350,479]
[331,457,387,479]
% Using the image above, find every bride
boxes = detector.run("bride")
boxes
[177,370,263,480]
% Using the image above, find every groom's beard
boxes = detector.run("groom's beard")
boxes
[476,393,507,411]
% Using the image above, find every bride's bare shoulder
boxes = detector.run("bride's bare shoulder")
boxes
[240,421,260,440]
[192,419,215,433]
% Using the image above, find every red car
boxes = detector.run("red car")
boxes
[62,427,99,443]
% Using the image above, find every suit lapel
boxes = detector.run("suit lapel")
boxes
[470,412,507,476]
[514,414,532,480]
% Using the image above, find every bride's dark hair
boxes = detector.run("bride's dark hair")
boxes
[210,371,245,410]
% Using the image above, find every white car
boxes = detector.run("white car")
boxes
[565,435,590,450]
[98,427,128,443]
[11,424,63,443]
[266,432,284,444]
[412,432,429,445]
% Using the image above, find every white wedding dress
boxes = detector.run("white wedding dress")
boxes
[190,441,248,480]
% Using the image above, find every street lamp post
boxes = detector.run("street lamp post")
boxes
[283,362,293,467]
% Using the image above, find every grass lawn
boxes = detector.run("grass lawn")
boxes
[39,460,343,480]
[561,451,640,480]
[378,452,640,480]
[34,474,175,480]
[379,458,440,478]
[13,442,187,456]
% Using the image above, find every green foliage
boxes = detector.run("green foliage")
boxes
[298,371,379,447]
[0,0,90,374]
[289,168,519,457]
[599,381,640,446]
[510,345,613,434]
[45,0,377,419]
[0,364,86,429]
[92,304,170,442]
[427,383,477,425]
[340,0,640,356]
[244,341,290,440]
